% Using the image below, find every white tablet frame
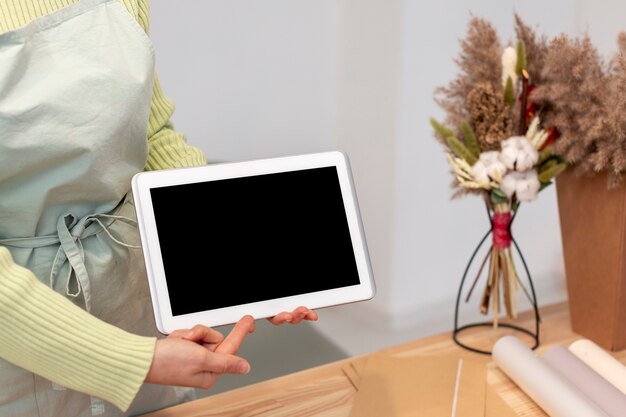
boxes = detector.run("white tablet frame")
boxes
[131,150,376,334]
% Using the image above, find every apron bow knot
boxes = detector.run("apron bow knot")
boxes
[0,206,140,312]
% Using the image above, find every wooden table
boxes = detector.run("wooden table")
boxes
[141,302,626,416]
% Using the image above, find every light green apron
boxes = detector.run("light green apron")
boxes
[0,0,194,415]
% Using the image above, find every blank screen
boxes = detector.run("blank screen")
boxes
[150,166,361,316]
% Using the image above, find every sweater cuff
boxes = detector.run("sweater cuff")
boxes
[0,248,156,411]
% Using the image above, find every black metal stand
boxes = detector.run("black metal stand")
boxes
[452,202,541,355]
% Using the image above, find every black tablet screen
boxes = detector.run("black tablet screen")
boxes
[149,166,361,316]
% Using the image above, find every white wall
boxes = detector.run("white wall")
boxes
[148,0,626,342]
[148,0,336,162]
[334,0,403,319]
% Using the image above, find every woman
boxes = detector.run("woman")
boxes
[0,0,317,416]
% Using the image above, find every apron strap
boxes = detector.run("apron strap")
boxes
[54,213,93,311]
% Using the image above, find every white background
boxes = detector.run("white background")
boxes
[148,0,626,355]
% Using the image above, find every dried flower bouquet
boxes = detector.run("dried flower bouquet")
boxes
[430,15,571,324]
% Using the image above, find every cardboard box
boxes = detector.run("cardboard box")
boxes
[556,168,626,351]
[347,354,486,417]
[344,353,517,416]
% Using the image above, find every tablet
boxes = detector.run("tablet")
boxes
[131,150,376,334]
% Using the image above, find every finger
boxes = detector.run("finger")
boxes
[167,328,191,339]
[289,313,304,325]
[215,315,255,355]
[203,352,251,375]
[304,309,318,321]
[290,306,312,324]
[266,307,318,325]
[294,306,318,321]
[183,325,225,345]
[267,312,293,325]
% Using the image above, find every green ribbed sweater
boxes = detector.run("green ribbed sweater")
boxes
[0,0,207,411]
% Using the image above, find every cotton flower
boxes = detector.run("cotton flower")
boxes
[470,151,506,185]
[501,170,540,201]
[501,46,518,90]
[499,136,538,171]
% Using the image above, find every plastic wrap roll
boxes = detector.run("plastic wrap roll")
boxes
[569,339,626,396]
[492,336,608,417]
[542,344,626,417]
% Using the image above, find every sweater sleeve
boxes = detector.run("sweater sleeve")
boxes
[0,247,156,412]
[145,75,208,170]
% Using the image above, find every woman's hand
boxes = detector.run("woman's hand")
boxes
[266,306,318,325]
[145,315,255,390]
[144,307,317,389]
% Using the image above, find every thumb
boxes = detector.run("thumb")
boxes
[205,352,251,375]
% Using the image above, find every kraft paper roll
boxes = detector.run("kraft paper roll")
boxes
[492,336,608,417]
[542,344,626,417]
[569,339,626,395]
